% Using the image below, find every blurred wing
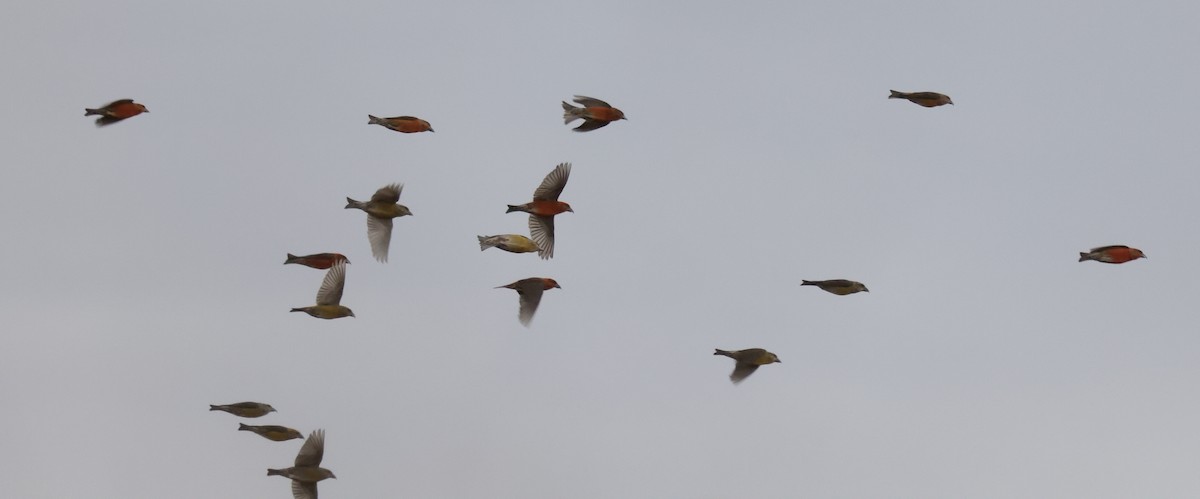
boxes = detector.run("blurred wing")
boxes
[1089,245,1128,253]
[371,183,403,203]
[730,363,759,384]
[292,480,318,499]
[102,99,134,109]
[315,262,346,305]
[573,95,612,108]
[529,215,555,260]
[532,162,571,201]
[367,216,394,263]
[94,115,125,127]
[572,120,610,132]
[517,283,546,326]
[295,429,325,466]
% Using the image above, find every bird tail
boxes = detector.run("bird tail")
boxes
[478,235,496,251]
[345,197,364,210]
[505,205,523,213]
[367,114,384,125]
[562,101,583,124]
[1078,252,1091,262]
[208,405,220,411]
[714,349,733,358]
[284,253,299,265]
[888,90,905,99]
[238,423,250,431]
[84,108,102,116]
[267,469,285,476]
[290,308,305,313]
[800,280,817,286]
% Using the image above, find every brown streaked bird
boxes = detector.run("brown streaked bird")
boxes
[714,348,781,384]
[1078,245,1147,264]
[84,99,149,126]
[801,279,869,295]
[268,429,336,499]
[209,402,276,418]
[345,183,412,263]
[888,90,953,107]
[239,423,305,442]
[562,95,626,132]
[368,115,434,133]
[496,277,561,327]
[477,234,540,254]
[285,253,350,270]
[290,260,355,319]
[506,163,572,259]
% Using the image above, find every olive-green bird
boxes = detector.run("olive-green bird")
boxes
[801,279,869,295]
[290,260,355,319]
[209,402,276,418]
[345,183,412,263]
[268,429,336,499]
[477,234,540,254]
[239,423,305,442]
[714,348,781,384]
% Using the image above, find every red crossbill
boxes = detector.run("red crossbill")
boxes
[801,279,869,295]
[889,90,953,107]
[284,253,350,270]
[496,277,561,326]
[1078,245,1146,264]
[368,115,433,133]
[507,163,572,259]
[562,95,626,132]
[84,99,149,126]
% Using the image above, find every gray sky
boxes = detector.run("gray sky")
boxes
[3,1,1200,498]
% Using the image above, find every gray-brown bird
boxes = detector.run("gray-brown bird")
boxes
[239,423,305,442]
[345,183,412,263]
[209,402,276,418]
[84,99,149,126]
[801,279,869,295]
[268,429,335,499]
[290,260,355,319]
[562,95,626,132]
[496,277,561,326]
[506,163,572,259]
[889,90,953,107]
[714,348,781,384]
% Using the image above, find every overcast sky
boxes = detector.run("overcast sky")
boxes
[3,2,1200,498]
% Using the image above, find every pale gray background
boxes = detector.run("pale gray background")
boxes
[2,2,1199,498]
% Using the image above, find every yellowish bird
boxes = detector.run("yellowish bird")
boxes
[209,402,276,418]
[239,423,305,442]
[477,234,540,254]
[291,260,355,319]
[714,348,781,384]
[268,429,336,499]
[801,279,869,295]
[345,183,412,263]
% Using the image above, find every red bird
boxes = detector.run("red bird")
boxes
[507,163,572,259]
[1078,245,1146,264]
[562,95,626,132]
[84,99,149,126]
[284,253,350,270]
[496,277,561,326]
[368,115,434,133]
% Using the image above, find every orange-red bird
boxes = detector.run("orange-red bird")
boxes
[1078,245,1146,264]
[562,95,626,132]
[84,99,149,126]
[368,115,434,133]
[285,253,350,270]
[496,277,561,327]
[888,90,953,107]
[507,162,572,260]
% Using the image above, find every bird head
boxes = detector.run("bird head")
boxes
[854,282,869,293]
[563,203,574,213]
[399,205,413,217]
[615,109,627,120]
[768,353,782,364]
[267,405,278,413]
[347,308,356,318]
[137,103,150,113]
[544,278,562,289]
[1134,249,1147,259]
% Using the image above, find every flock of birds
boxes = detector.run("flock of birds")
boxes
[84,90,1147,499]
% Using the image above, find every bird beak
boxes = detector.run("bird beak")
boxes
[864,289,870,293]
[567,207,575,212]
[429,129,435,133]
[331,473,338,479]
[555,284,562,289]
